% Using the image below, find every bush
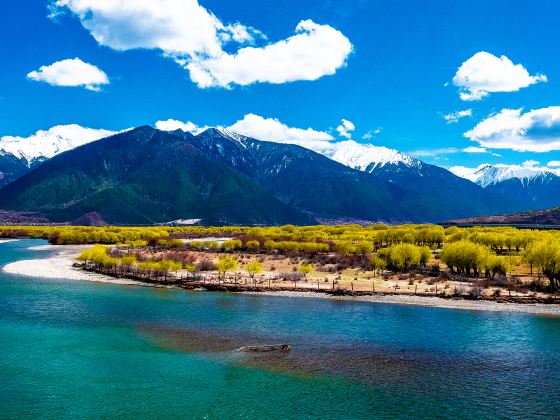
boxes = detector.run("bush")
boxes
[197,259,216,271]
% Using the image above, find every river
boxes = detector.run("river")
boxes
[1,239,559,419]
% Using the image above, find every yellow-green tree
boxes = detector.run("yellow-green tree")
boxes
[298,263,313,280]
[245,260,263,286]
[216,255,238,282]
[370,254,387,276]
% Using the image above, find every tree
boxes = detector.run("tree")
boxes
[419,246,432,266]
[387,243,421,270]
[523,240,560,292]
[245,240,260,249]
[298,263,313,280]
[355,241,374,255]
[222,239,242,251]
[184,262,197,278]
[245,260,263,286]
[484,255,511,280]
[216,255,238,282]
[120,254,137,273]
[440,240,491,277]
[334,241,355,256]
[370,255,387,276]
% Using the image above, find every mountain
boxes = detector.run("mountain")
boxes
[0,153,32,188]
[175,130,504,222]
[173,128,417,223]
[450,164,560,211]
[0,124,548,225]
[0,127,314,225]
[451,163,560,187]
[0,125,115,187]
[320,140,418,173]
[446,206,560,226]
[321,141,505,219]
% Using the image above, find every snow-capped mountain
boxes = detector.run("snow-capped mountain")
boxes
[0,125,116,187]
[320,140,419,172]
[450,164,560,188]
[170,127,503,221]
[0,124,116,165]
[450,163,560,211]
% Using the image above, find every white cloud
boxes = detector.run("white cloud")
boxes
[154,119,208,134]
[220,23,266,45]
[226,114,334,148]
[453,52,547,101]
[187,20,352,88]
[0,124,115,163]
[53,0,226,56]
[410,148,460,158]
[547,160,560,168]
[463,146,487,153]
[27,57,109,91]
[362,128,382,140]
[465,106,560,152]
[53,1,352,88]
[336,119,355,139]
[443,109,472,124]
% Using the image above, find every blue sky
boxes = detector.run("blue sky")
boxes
[1,0,560,170]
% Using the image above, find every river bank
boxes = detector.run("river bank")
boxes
[2,244,150,286]
[3,242,560,315]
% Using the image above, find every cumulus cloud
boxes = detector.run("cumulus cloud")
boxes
[27,57,109,91]
[52,0,226,56]
[465,106,560,152]
[0,124,115,162]
[336,119,355,139]
[443,109,472,124]
[226,114,334,148]
[453,52,547,101]
[154,119,208,134]
[52,1,352,88]
[187,20,352,88]
[547,160,560,168]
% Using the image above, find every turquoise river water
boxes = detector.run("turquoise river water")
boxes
[1,240,560,419]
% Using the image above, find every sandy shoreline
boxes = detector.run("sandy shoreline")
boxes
[2,244,148,286]
[3,242,560,315]
[243,290,560,315]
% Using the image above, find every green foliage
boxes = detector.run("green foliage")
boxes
[216,255,238,279]
[158,239,183,248]
[440,240,491,276]
[523,239,560,289]
[245,240,260,249]
[222,239,242,251]
[484,255,511,279]
[370,255,387,274]
[334,241,355,256]
[355,241,374,255]
[298,263,313,278]
[245,260,263,281]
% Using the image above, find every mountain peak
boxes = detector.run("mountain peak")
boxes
[451,163,560,187]
[0,124,116,166]
[322,140,420,172]
[199,127,247,143]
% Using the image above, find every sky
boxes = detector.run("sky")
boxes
[2,0,560,171]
